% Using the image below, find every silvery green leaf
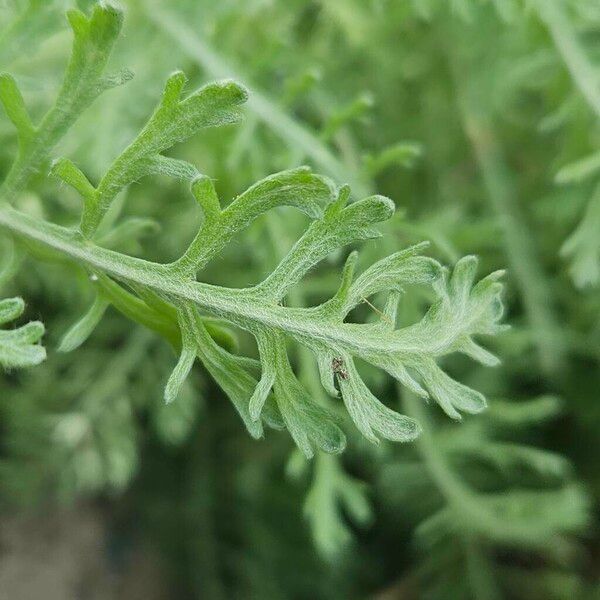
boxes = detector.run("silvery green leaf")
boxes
[0,3,125,203]
[58,294,109,353]
[0,296,45,368]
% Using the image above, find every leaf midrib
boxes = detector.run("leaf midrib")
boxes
[0,204,412,357]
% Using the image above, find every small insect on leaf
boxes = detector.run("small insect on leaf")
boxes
[331,357,349,380]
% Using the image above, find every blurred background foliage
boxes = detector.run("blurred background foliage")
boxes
[1,0,599,598]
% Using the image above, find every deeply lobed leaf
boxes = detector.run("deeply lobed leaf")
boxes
[0,12,507,454]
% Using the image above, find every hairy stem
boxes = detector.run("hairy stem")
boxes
[0,205,419,358]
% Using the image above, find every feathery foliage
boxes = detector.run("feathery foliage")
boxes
[0,1,598,597]
[0,3,505,459]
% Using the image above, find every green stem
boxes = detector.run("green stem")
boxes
[535,0,600,120]
[0,205,420,358]
[453,71,565,377]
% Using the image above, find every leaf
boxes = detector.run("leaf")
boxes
[470,442,571,479]
[152,377,200,446]
[486,396,562,427]
[0,3,126,202]
[58,294,109,352]
[0,297,45,369]
[417,485,589,548]
[268,332,346,457]
[164,343,196,405]
[256,185,395,299]
[336,356,421,443]
[174,166,336,275]
[248,331,277,421]
[304,453,372,558]
[364,141,423,176]
[64,73,249,237]
[177,304,283,439]
[412,357,487,419]
[0,165,505,447]
[340,242,443,314]
[0,74,35,143]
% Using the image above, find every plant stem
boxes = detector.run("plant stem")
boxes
[452,68,565,377]
[0,205,417,358]
[535,0,600,120]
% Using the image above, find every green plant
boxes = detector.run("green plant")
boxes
[381,393,589,599]
[1,1,599,597]
[0,3,505,458]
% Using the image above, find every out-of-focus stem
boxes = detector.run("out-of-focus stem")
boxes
[535,0,600,120]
